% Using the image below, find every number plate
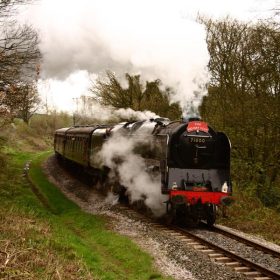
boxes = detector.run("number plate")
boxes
[188,137,207,143]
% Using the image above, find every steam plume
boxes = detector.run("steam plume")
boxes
[76,98,159,122]
[23,0,210,112]
[21,0,273,113]
[98,133,167,216]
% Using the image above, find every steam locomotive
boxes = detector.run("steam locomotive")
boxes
[54,117,232,226]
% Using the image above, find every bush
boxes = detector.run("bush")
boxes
[29,112,72,136]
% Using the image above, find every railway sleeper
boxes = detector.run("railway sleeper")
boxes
[214,256,231,263]
[234,266,252,272]
[199,249,215,253]
[193,245,206,250]
[187,242,201,246]
[253,277,272,280]
[208,253,223,258]
[225,261,241,267]
[243,271,262,278]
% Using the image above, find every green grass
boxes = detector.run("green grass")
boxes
[0,147,171,280]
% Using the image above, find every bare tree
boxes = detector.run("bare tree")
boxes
[0,0,34,20]
[0,0,41,126]
[16,82,41,123]
[0,25,40,85]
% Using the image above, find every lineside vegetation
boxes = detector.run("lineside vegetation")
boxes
[199,17,280,212]
[0,124,171,280]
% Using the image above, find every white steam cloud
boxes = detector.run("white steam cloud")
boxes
[23,0,210,112]
[76,97,159,122]
[98,133,167,216]
[21,0,271,113]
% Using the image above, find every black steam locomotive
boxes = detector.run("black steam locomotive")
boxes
[54,117,232,225]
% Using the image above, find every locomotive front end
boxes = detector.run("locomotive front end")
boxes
[164,118,233,225]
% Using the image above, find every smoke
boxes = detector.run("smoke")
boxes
[22,0,211,113]
[115,108,159,121]
[105,192,119,206]
[37,70,95,112]
[21,0,270,113]
[98,132,168,217]
[76,98,159,122]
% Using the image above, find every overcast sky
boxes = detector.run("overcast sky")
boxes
[21,0,276,113]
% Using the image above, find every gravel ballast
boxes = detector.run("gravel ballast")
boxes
[190,227,280,274]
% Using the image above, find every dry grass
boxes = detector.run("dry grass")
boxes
[0,209,93,280]
[218,191,280,245]
[6,120,51,152]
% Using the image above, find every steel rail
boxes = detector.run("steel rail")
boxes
[116,204,280,279]
[173,226,280,280]
[208,223,280,259]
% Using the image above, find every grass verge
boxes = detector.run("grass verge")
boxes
[217,189,280,245]
[0,147,171,280]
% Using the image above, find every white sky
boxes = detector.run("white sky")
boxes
[21,0,276,113]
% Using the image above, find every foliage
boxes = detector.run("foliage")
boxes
[199,17,280,209]
[0,112,72,155]
[0,0,41,126]
[2,82,41,123]
[218,187,280,245]
[91,71,182,120]
[0,138,7,169]
[29,111,73,136]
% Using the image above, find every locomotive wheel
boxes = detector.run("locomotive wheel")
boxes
[206,204,216,227]
[185,216,200,227]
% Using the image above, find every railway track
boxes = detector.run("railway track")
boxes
[118,205,280,279]
[209,224,280,259]
[170,225,280,280]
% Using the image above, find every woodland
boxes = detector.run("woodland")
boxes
[0,1,279,211]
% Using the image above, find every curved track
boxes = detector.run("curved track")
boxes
[119,202,280,279]
[170,225,280,280]
[54,159,280,279]
[209,224,280,259]
[117,201,280,279]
